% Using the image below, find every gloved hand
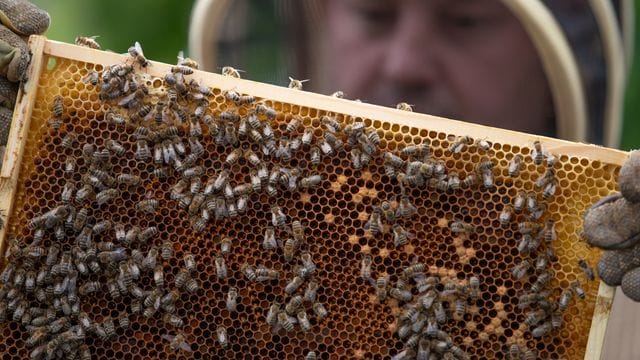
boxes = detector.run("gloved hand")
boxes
[583,150,640,301]
[0,0,49,150]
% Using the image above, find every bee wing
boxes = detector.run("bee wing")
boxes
[177,50,185,62]
[134,41,144,56]
[179,342,193,352]
[160,334,175,342]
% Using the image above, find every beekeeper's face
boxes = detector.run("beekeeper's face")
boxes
[319,0,555,136]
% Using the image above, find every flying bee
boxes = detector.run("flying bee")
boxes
[578,259,595,281]
[75,35,101,49]
[365,208,384,235]
[449,135,473,154]
[513,190,526,212]
[226,287,238,312]
[532,140,545,165]
[128,41,149,67]
[499,205,513,227]
[396,102,413,111]
[508,154,523,177]
[215,256,228,280]
[392,224,413,247]
[222,66,242,78]
[288,77,308,90]
[450,218,475,237]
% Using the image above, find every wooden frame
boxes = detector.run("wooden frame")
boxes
[1,36,627,359]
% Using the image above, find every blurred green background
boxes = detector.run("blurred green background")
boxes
[31,0,194,64]
[29,0,638,150]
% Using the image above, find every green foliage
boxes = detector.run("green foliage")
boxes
[31,0,194,64]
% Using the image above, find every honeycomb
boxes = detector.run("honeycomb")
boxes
[0,38,622,359]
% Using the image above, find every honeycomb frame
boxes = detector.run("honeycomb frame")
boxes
[0,36,628,359]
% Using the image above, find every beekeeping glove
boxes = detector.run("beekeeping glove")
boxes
[0,0,49,146]
[583,150,640,301]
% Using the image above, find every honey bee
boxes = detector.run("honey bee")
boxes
[376,276,389,302]
[444,171,460,191]
[182,252,196,273]
[278,311,294,332]
[395,195,416,219]
[285,276,304,295]
[163,313,185,328]
[305,351,317,360]
[266,302,280,326]
[304,280,319,303]
[450,218,475,237]
[252,101,275,119]
[499,205,513,227]
[288,77,308,90]
[578,259,595,281]
[531,321,552,338]
[559,288,573,311]
[128,41,149,67]
[392,224,413,247]
[222,66,243,78]
[396,102,413,111]
[242,263,256,282]
[283,238,298,263]
[542,180,558,199]
[299,175,322,189]
[511,260,531,280]
[135,140,151,161]
[61,132,77,149]
[244,149,261,167]
[299,252,317,278]
[75,35,101,49]
[517,221,542,235]
[224,148,242,166]
[226,287,238,312]
[297,310,312,332]
[158,240,173,261]
[526,191,538,213]
[532,140,545,165]
[433,302,447,323]
[310,146,321,166]
[389,287,413,302]
[212,256,228,280]
[365,208,383,235]
[136,198,158,214]
[513,190,526,212]
[508,154,523,177]
[449,135,473,154]
[271,204,287,228]
[285,295,303,316]
[161,332,193,353]
[462,173,478,188]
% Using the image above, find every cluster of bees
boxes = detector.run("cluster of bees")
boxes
[362,254,477,360]
[0,36,601,359]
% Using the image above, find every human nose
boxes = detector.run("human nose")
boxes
[382,11,439,86]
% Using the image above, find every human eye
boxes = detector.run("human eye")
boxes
[345,1,397,36]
